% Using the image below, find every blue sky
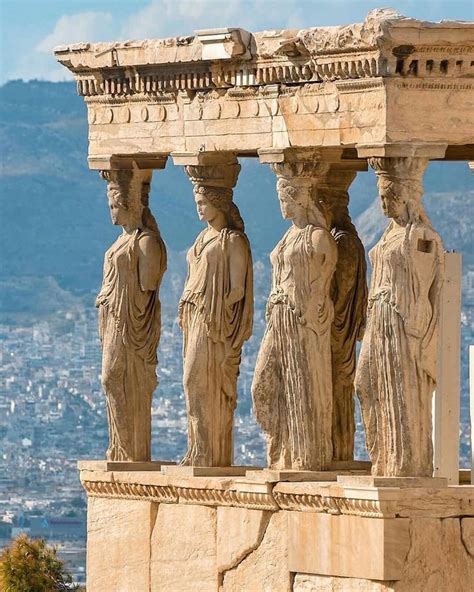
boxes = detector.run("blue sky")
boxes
[1,0,472,84]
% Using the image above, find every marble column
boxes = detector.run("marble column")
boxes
[96,165,167,462]
[320,165,368,462]
[252,150,337,471]
[355,156,444,477]
[174,153,253,467]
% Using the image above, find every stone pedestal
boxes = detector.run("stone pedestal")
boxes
[79,462,474,591]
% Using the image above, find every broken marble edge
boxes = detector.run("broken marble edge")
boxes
[53,9,474,62]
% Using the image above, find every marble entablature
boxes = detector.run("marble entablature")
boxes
[55,9,474,161]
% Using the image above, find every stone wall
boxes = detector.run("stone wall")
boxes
[81,467,474,591]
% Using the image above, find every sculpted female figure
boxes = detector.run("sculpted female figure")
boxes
[323,172,367,462]
[252,162,338,471]
[355,157,443,477]
[96,169,167,462]
[179,164,253,467]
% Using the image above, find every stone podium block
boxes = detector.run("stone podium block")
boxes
[87,496,157,591]
[288,513,410,580]
[78,460,174,472]
[79,465,474,591]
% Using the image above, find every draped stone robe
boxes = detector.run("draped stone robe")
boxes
[355,220,443,476]
[330,225,367,460]
[252,225,337,471]
[179,228,253,467]
[97,227,167,462]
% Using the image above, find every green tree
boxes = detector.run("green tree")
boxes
[0,534,77,591]
[70,496,86,510]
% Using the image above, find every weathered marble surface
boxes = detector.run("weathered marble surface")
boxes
[86,496,156,591]
[216,507,272,573]
[220,511,290,592]
[322,168,367,461]
[96,169,167,461]
[355,156,444,477]
[81,469,474,592]
[151,504,217,591]
[55,11,474,159]
[289,512,410,581]
[294,518,474,591]
[252,157,337,471]
[179,161,253,467]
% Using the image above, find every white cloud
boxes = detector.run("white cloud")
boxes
[36,11,116,53]
[119,0,306,40]
[7,11,119,83]
[119,0,428,41]
[8,52,73,83]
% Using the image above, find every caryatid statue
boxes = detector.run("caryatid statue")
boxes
[355,157,444,477]
[252,158,338,471]
[322,168,367,461]
[96,168,167,462]
[178,161,253,467]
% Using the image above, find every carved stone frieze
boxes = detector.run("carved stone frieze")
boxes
[273,491,396,517]
[82,479,178,504]
[394,81,473,91]
[272,491,327,513]
[81,478,279,511]
[336,78,385,93]
[176,487,279,511]
[85,92,177,105]
[175,486,229,507]
[81,475,472,518]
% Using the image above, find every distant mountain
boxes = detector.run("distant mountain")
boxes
[0,276,82,325]
[0,80,472,311]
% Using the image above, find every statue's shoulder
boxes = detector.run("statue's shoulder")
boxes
[226,229,249,247]
[136,229,166,257]
[309,225,337,251]
[408,222,442,251]
[422,224,442,243]
[137,228,163,244]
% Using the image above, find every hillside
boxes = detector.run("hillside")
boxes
[0,80,472,312]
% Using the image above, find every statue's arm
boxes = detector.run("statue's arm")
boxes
[306,228,338,334]
[311,228,338,277]
[405,227,441,338]
[137,235,164,292]
[412,227,439,283]
[226,234,249,306]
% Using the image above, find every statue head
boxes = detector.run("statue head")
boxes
[317,169,356,228]
[100,168,145,230]
[370,157,428,225]
[272,161,330,229]
[186,163,244,232]
[192,186,245,232]
[276,177,312,220]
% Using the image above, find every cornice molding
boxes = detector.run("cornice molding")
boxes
[81,476,474,518]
